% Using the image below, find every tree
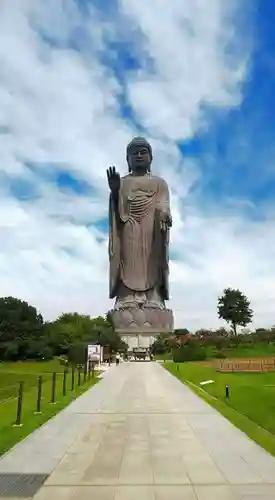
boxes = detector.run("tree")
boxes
[253,327,275,344]
[174,328,190,338]
[48,313,125,357]
[217,288,253,335]
[151,336,168,355]
[0,296,44,360]
[44,320,77,356]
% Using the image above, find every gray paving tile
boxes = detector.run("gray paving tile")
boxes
[118,452,153,484]
[241,497,275,500]
[194,485,239,500]
[212,455,263,484]
[114,486,155,500]
[186,463,226,484]
[32,486,74,499]
[152,456,190,485]
[155,485,197,500]
[232,484,275,496]
[73,486,116,499]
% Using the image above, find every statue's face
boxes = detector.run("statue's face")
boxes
[128,146,151,172]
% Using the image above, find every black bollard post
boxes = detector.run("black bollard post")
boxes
[63,369,67,396]
[84,365,87,383]
[14,382,24,427]
[88,362,91,380]
[177,365,179,371]
[225,384,230,400]
[92,363,95,378]
[71,367,75,390]
[35,376,43,414]
[78,367,81,386]
[50,372,56,404]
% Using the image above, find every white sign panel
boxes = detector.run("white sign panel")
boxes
[87,344,101,362]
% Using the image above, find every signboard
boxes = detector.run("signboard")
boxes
[87,344,102,363]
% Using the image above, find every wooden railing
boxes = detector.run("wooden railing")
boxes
[215,357,275,372]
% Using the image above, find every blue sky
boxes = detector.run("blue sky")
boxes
[0,0,275,330]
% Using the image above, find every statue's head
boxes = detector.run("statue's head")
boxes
[126,136,152,174]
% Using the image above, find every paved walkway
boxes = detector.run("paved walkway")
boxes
[1,362,275,499]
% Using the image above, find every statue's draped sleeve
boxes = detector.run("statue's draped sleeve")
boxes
[155,178,171,301]
[108,193,121,298]
[156,177,171,217]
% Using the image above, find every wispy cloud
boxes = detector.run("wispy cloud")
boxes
[1,0,274,330]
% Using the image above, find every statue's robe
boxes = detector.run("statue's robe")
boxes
[108,173,171,305]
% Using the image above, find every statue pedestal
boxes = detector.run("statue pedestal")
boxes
[108,306,174,352]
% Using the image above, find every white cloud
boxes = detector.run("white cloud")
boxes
[1,0,273,331]
[121,0,249,140]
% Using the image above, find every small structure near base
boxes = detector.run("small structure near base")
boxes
[132,347,148,360]
[87,343,103,368]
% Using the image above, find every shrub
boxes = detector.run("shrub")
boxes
[215,350,227,359]
[68,343,87,366]
[172,339,207,362]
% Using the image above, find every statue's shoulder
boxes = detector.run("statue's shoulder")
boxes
[150,174,166,183]
[150,175,169,189]
[120,174,131,189]
[121,174,131,181]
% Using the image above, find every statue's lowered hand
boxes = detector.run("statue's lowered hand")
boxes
[107,166,120,193]
[159,211,172,232]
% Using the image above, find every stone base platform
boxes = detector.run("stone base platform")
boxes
[119,332,158,351]
[108,306,173,331]
[107,306,174,350]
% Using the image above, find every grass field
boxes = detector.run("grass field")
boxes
[165,361,275,456]
[0,359,65,402]
[208,343,275,359]
[0,360,98,456]
[157,343,275,361]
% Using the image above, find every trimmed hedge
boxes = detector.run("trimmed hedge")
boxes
[173,342,206,363]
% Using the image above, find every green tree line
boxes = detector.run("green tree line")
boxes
[0,287,271,363]
[152,287,275,361]
[0,296,126,362]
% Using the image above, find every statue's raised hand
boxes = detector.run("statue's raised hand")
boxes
[107,166,120,194]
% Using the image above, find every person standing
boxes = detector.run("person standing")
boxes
[116,353,120,366]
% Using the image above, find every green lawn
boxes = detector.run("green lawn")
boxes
[0,360,67,401]
[156,343,275,361]
[154,353,172,361]
[208,343,275,359]
[0,360,98,456]
[165,362,275,456]
[0,359,65,374]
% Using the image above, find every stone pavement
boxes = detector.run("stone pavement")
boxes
[1,362,275,499]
